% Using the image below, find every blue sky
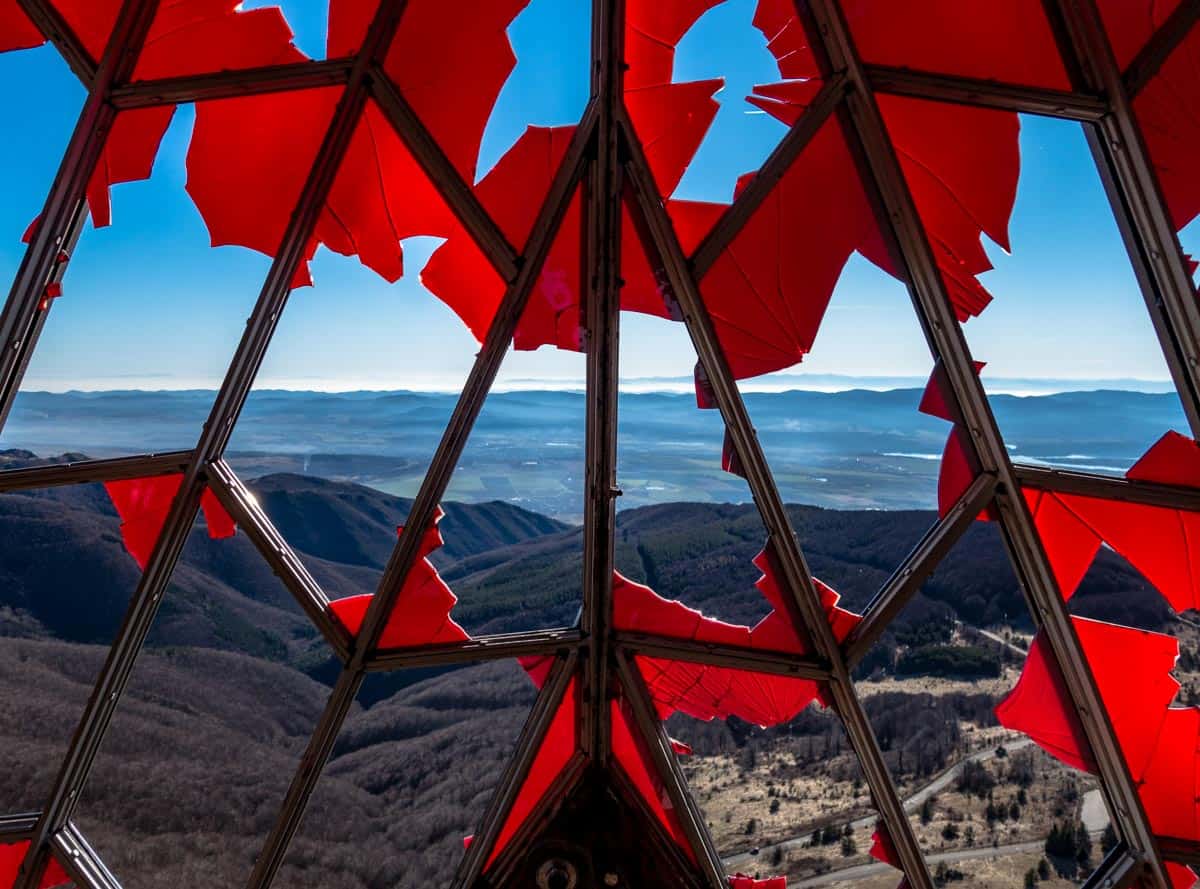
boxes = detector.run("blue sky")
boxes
[0,0,1195,394]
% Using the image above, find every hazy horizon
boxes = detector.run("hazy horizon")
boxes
[12,372,1180,398]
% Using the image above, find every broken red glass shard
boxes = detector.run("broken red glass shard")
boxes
[1096,0,1185,69]
[186,86,340,287]
[998,616,1200,840]
[995,629,1096,772]
[839,0,1070,88]
[625,78,721,199]
[681,96,1016,381]
[729,874,786,889]
[1165,863,1200,889]
[611,693,695,859]
[1025,431,1200,609]
[752,0,820,81]
[381,0,528,185]
[326,0,379,56]
[1022,488,1102,601]
[1138,707,1200,841]
[1,1,306,231]
[1129,430,1200,487]
[669,737,692,756]
[422,125,577,347]
[319,99,468,284]
[36,0,120,60]
[329,508,469,649]
[613,562,859,727]
[1130,15,1200,236]
[625,0,724,89]
[918,362,994,519]
[103,474,236,569]
[745,77,824,122]
[711,30,1019,378]
[132,0,303,80]
[624,0,724,199]
[85,107,175,228]
[0,2,44,52]
[485,677,578,868]
[869,824,901,869]
[0,839,74,889]
[519,653,557,691]
[689,120,882,379]
[877,95,1018,321]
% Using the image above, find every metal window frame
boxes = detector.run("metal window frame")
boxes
[0,1,1196,888]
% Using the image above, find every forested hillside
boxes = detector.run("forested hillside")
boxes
[0,452,1183,888]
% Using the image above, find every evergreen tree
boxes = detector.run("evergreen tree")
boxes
[1100,823,1118,855]
[920,795,935,825]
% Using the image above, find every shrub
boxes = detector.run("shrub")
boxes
[896,644,1002,679]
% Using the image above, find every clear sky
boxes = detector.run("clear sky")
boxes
[0,0,1195,393]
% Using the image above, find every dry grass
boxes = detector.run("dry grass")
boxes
[683,674,1107,885]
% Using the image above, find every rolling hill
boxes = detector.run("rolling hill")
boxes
[0,452,1182,888]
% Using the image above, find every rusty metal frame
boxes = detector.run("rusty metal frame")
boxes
[1081,842,1144,889]
[367,628,584,671]
[1124,0,1200,97]
[0,450,192,491]
[202,458,353,659]
[1043,0,1200,440]
[0,813,39,840]
[1014,462,1200,511]
[799,1,1186,885]
[1,1,1198,887]
[865,64,1109,120]
[615,652,727,889]
[1159,836,1200,868]
[621,95,935,889]
[15,0,96,84]
[109,58,356,108]
[449,653,578,889]
[52,823,125,889]
[844,471,999,667]
[616,632,831,680]
[579,0,624,768]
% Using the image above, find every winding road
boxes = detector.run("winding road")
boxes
[786,838,1048,887]
[723,738,1034,872]
[724,625,1115,884]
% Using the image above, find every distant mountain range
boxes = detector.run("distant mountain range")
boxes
[0,387,1188,520]
[498,373,1180,396]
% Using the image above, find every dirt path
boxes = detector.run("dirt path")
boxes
[723,738,1033,871]
[786,839,1047,887]
[1080,789,1110,834]
[968,624,1028,658]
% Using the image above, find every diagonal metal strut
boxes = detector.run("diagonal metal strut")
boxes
[620,83,935,889]
[10,2,413,888]
[804,0,1172,884]
[241,102,597,889]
